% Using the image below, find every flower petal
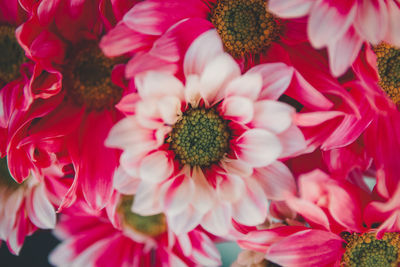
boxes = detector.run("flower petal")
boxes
[26,184,56,229]
[222,96,254,124]
[252,100,294,134]
[139,151,173,183]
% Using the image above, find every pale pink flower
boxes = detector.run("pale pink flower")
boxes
[106,30,306,236]
[268,0,400,77]
[50,197,221,267]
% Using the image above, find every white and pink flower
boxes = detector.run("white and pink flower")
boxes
[268,0,400,77]
[106,30,306,236]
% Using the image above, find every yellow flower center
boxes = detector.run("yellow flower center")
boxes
[64,44,123,111]
[0,25,25,84]
[209,0,279,58]
[168,107,231,167]
[118,195,167,238]
[374,43,400,104]
[341,232,400,267]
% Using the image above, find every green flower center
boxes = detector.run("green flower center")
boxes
[0,25,25,84]
[168,107,231,167]
[374,43,400,104]
[0,157,20,190]
[118,195,167,238]
[209,0,279,58]
[65,44,123,111]
[341,232,400,267]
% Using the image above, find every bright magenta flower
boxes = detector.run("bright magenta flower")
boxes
[269,0,400,77]
[100,0,310,78]
[106,30,306,236]
[237,170,400,267]
[12,0,139,210]
[0,156,71,255]
[50,197,221,267]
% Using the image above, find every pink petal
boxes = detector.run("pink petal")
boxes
[123,0,208,35]
[191,231,222,266]
[247,63,294,100]
[253,161,296,200]
[26,184,56,229]
[236,129,282,168]
[267,229,344,267]
[201,202,232,236]
[222,96,254,124]
[125,52,178,78]
[131,181,163,216]
[385,1,400,46]
[191,167,215,214]
[216,174,245,203]
[354,0,388,44]
[224,73,263,100]
[308,0,356,48]
[268,0,313,18]
[139,151,173,183]
[327,27,363,77]
[184,29,224,76]
[161,173,195,215]
[100,22,156,57]
[167,205,202,235]
[286,198,330,230]
[252,100,294,134]
[277,124,307,158]
[232,177,268,226]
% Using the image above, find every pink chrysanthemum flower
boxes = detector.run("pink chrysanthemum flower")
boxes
[106,30,306,236]
[238,170,400,267]
[268,0,400,77]
[12,0,139,210]
[100,0,309,77]
[50,197,221,267]
[0,156,70,255]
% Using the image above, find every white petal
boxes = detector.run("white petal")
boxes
[247,63,294,100]
[184,29,224,76]
[135,71,184,100]
[131,181,162,216]
[253,100,294,134]
[268,0,313,18]
[113,167,141,195]
[200,53,241,106]
[27,184,56,229]
[139,151,173,183]
[158,96,181,125]
[224,73,263,100]
[167,205,202,235]
[216,174,245,203]
[232,177,268,226]
[161,174,195,215]
[201,202,232,236]
[253,161,297,200]
[222,96,254,124]
[308,0,356,48]
[278,124,307,158]
[191,167,215,214]
[236,129,282,168]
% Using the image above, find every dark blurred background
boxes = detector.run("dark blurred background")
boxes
[0,230,59,267]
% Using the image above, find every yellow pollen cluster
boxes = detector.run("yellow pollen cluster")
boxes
[0,25,25,83]
[118,195,167,238]
[374,42,400,105]
[341,232,400,267]
[168,107,231,167]
[209,0,279,58]
[65,44,123,111]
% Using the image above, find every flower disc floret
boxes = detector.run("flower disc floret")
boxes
[65,44,122,110]
[210,0,279,58]
[0,25,25,83]
[118,196,167,238]
[341,232,400,267]
[374,43,400,105]
[168,107,231,167]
